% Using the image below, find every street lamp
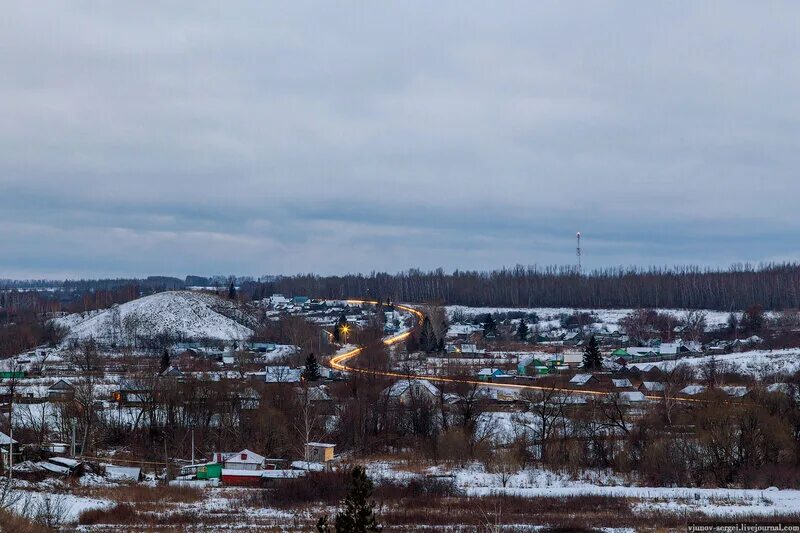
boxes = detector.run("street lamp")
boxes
[341,325,350,345]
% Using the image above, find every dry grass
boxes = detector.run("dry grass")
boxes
[0,508,50,533]
[77,503,226,528]
[75,483,203,504]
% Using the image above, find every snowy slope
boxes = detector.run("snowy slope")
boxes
[55,291,253,342]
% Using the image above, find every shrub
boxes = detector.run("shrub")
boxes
[78,503,136,525]
[246,470,350,509]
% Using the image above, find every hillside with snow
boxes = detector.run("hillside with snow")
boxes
[55,291,254,343]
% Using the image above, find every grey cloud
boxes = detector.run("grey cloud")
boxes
[0,2,799,277]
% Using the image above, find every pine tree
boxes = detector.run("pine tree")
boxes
[419,316,438,353]
[334,466,381,532]
[304,352,321,381]
[516,319,529,341]
[228,282,237,300]
[160,349,170,374]
[483,314,497,338]
[583,335,602,370]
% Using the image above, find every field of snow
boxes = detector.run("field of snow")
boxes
[650,348,800,378]
[55,291,254,343]
[369,461,800,519]
[446,306,753,332]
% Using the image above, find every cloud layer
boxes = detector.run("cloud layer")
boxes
[1,2,799,278]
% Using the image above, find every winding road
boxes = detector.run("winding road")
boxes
[326,300,703,402]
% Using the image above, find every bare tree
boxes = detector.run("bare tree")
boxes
[681,310,707,343]
[515,383,572,464]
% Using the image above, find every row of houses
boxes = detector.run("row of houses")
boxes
[0,429,337,488]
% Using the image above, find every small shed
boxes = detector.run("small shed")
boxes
[305,442,335,463]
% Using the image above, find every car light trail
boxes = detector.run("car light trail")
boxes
[328,301,709,403]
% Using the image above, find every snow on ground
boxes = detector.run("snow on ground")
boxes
[649,348,800,378]
[446,306,752,332]
[372,461,800,519]
[9,488,112,523]
[55,291,254,343]
[475,411,535,445]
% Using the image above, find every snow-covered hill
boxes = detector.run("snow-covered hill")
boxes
[55,291,254,343]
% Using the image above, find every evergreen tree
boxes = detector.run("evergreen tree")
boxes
[228,282,237,300]
[419,316,438,353]
[304,352,321,381]
[160,349,170,374]
[330,466,381,532]
[483,314,497,337]
[582,335,602,370]
[516,319,529,341]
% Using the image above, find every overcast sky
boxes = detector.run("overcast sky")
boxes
[1,2,799,279]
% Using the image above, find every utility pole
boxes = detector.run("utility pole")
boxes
[576,231,582,273]
[7,411,12,482]
[164,438,169,483]
[6,362,20,482]
[71,420,76,457]
[191,429,195,466]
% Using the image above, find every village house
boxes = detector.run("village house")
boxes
[638,381,666,394]
[112,380,153,406]
[476,368,506,382]
[517,354,565,376]
[48,379,75,401]
[264,366,303,383]
[214,449,266,470]
[617,391,647,403]
[562,351,584,368]
[0,430,20,470]
[568,374,599,387]
[611,378,634,389]
[383,379,440,404]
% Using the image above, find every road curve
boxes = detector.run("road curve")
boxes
[327,300,705,403]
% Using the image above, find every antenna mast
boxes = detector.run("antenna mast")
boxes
[576,232,582,273]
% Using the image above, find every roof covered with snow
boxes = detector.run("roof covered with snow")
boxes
[569,373,595,385]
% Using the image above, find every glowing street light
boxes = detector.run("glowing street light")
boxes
[341,325,350,344]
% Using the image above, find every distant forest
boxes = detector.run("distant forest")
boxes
[251,264,800,311]
[5,263,800,311]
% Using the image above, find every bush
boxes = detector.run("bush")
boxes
[78,503,136,525]
[376,476,463,499]
[246,470,350,509]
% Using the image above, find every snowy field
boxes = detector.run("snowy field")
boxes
[368,461,800,519]
[446,306,756,332]
[649,348,800,378]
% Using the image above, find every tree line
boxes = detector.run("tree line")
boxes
[248,263,800,310]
